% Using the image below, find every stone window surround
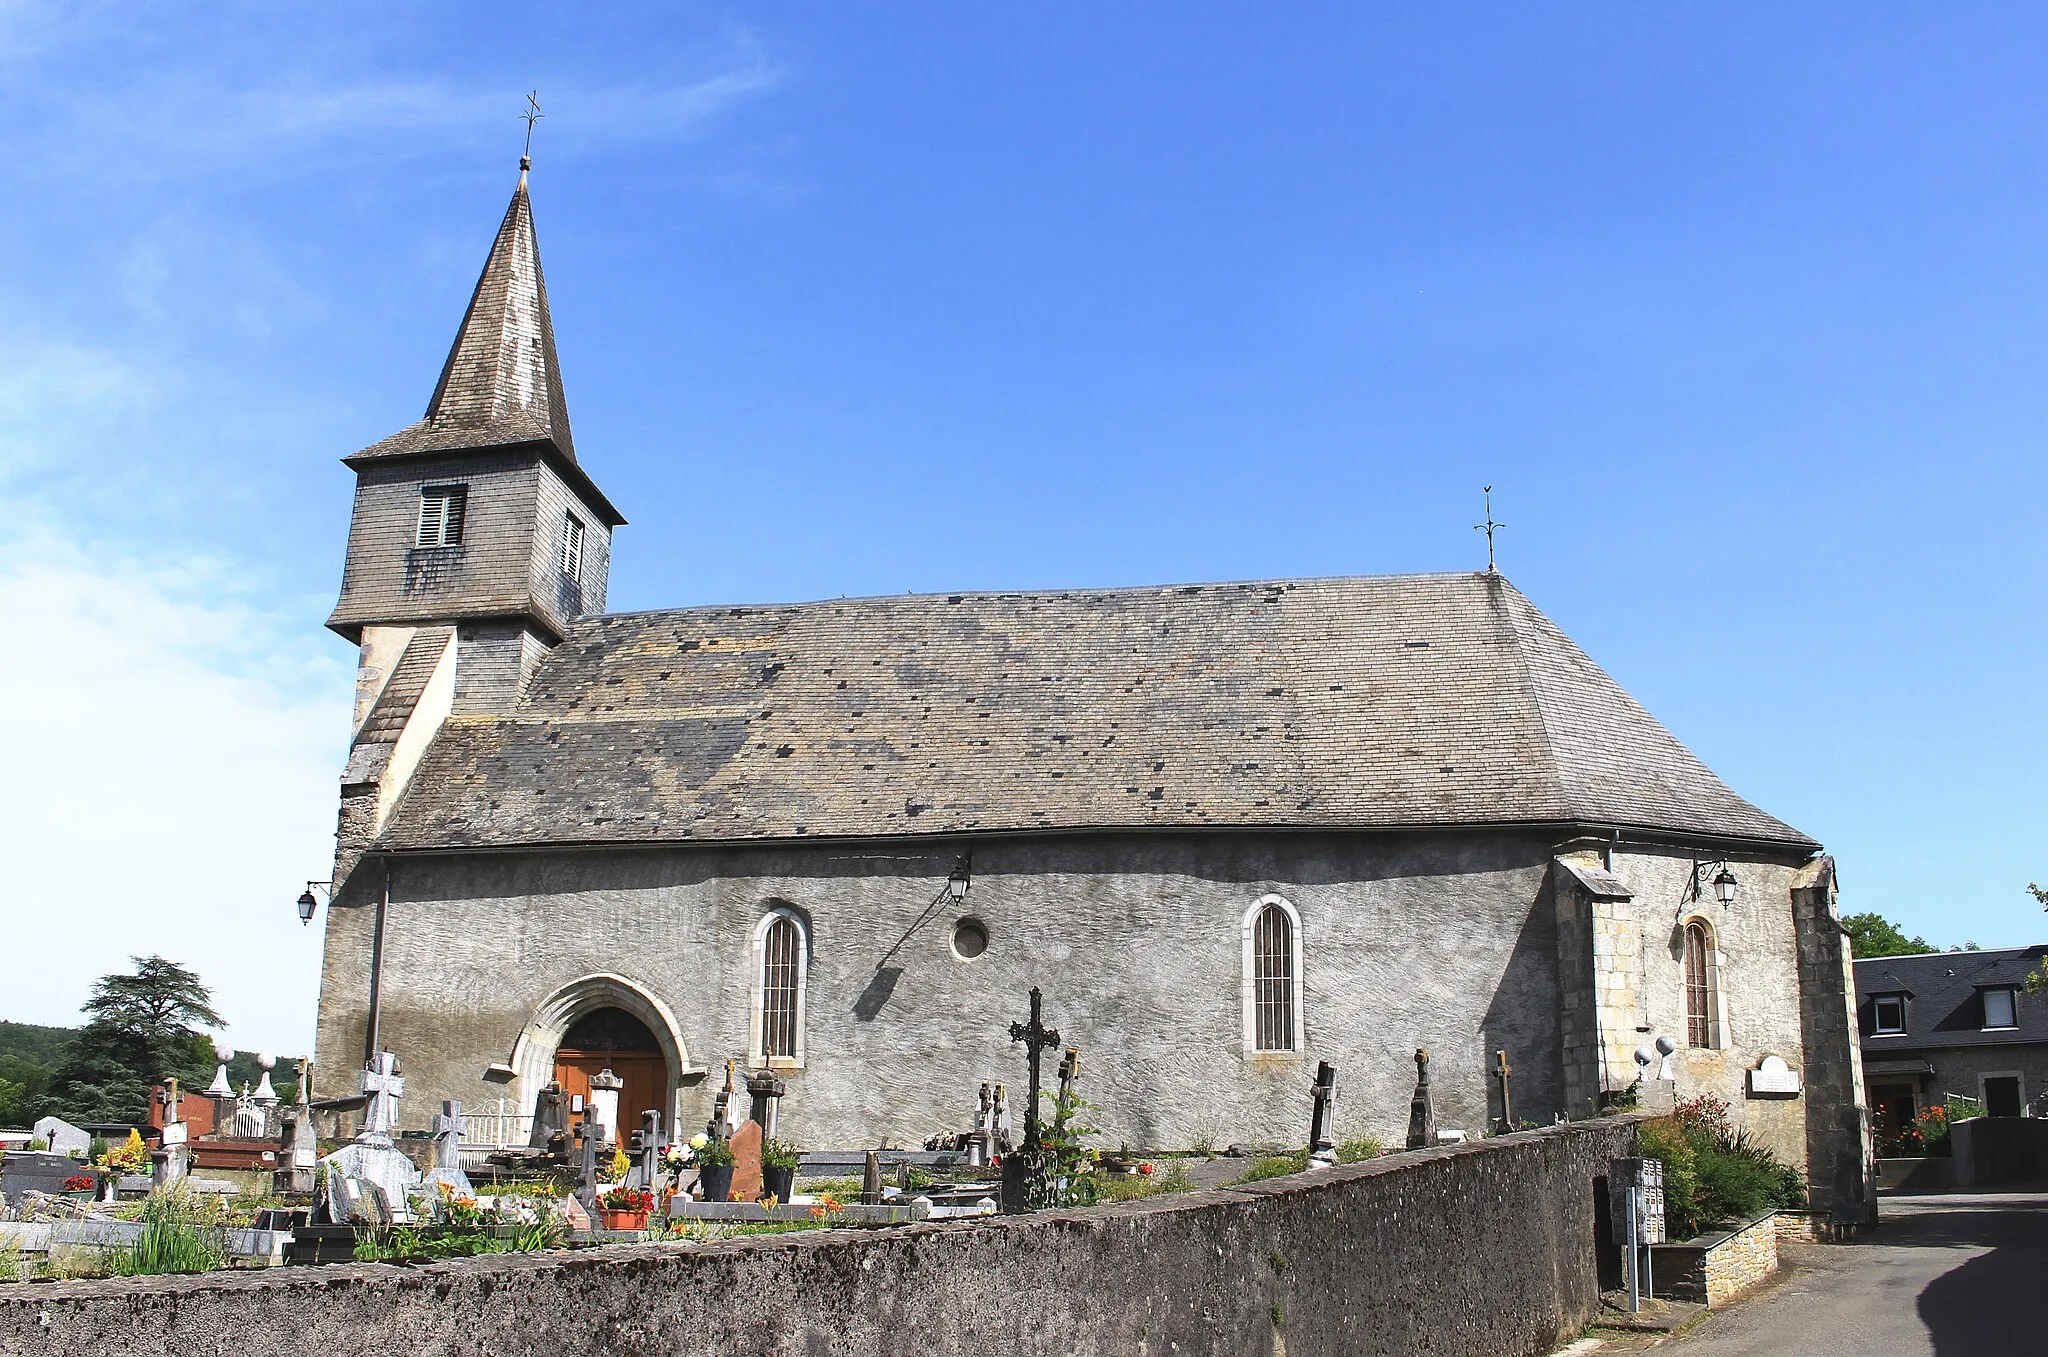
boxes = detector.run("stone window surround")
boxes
[1979,1069,2026,1113]
[1240,893,1305,1057]
[1680,913,1729,1051]
[748,904,810,1070]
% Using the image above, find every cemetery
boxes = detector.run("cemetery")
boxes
[0,974,1851,1355]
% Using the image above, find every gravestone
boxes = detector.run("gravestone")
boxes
[969,1082,995,1167]
[1001,987,1062,1213]
[747,1069,787,1137]
[1,1151,95,1206]
[587,1067,623,1146]
[530,1081,570,1158]
[862,1149,884,1206]
[1307,1061,1339,1166]
[708,1060,740,1139]
[153,1080,191,1187]
[420,1100,473,1199]
[574,1106,602,1215]
[281,1060,319,1194]
[31,1116,89,1158]
[1493,1050,1515,1133]
[319,1052,420,1223]
[629,1109,662,1191]
[992,1082,1014,1152]
[726,1120,764,1203]
[1406,1048,1438,1150]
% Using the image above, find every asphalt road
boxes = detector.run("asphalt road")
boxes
[1644,1191,2047,1356]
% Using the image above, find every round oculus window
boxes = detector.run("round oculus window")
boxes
[951,917,989,960]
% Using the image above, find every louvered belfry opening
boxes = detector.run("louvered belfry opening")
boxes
[761,916,801,1059]
[1253,904,1295,1051]
[1684,920,1718,1048]
[416,485,468,547]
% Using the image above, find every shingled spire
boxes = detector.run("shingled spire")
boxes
[351,169,573,461]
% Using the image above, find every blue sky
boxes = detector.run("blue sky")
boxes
[2,4,2043,1052]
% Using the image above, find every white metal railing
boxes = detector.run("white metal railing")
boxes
[460,1099,534,1150]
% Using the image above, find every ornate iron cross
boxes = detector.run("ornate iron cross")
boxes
[1009,987,1062,1147]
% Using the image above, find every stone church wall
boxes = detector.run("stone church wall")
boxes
[0,1118,1640,1357]
[316,830,1572,1149]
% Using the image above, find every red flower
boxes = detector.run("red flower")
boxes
[1137,1163,1154,1175]
[62,1175,95,1192]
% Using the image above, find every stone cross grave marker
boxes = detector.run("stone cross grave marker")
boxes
[1008,987,1062,1150]
[747,1069,786,1137]
[1493,1050,1515,1134]
[970,1082,995,1166]
[707,1059,740,1140]
[423,1099,474,1201]
[993,1082,1013,1149]
[360,1052,404,1144]
[862,1149,883,1205]
[1307,1061,1339,1164]
[1056,1047,1080,1113]
[574,1104,602,1215]
[630,1108,662,1190]
[530,1081,569,1158]
[284,1061,319,1193]
[1406,1048,1438,1149]
[727,1120,764,1204]
[153,1079,189,1187]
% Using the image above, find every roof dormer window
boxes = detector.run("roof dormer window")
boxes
[1982,987,2018,1031]
[417,485,468,547]
[1872,995,1907,1036]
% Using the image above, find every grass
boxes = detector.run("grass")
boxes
[1092,1162,1195,1202]
[114,1188,227,1276]
[1231,1153,1309,1185]
[1335,1136,1383,1164]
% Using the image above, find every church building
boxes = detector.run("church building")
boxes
[312,163,1873,1217]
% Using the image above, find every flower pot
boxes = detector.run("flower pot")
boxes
[698,1164,735,1202]
[601,1209,649,1231]
[762,1164,795,1204]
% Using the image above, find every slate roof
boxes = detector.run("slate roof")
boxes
[352,171,574,465]
[376,570,1815,852]
[1854,948,2048,1052]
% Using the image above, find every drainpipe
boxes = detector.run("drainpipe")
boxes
[363,858,391,1065]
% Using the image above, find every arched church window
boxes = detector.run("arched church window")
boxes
[1684,920,1722,1049]
[753,909,808,1066]
[1245,897,1301,1053]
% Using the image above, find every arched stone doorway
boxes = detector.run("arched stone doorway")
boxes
[554,1008,666,1139]
[508,974,691,1139]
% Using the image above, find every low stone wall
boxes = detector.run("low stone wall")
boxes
[1651,1212,1778,1308]
[1951,1116,2048,1187]
[0,1119,1636,1357]
[1876,1156,1956,1194]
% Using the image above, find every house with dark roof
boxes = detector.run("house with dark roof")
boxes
[1856,947,2048,1137]
[309,162,1871,1221]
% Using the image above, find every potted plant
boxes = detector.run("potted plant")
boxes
[695,1136,736,1204]
[596,1185,653,1232]
[761,1138,801,1204]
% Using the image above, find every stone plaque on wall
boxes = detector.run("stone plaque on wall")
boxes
[1747,1055,1801,1098]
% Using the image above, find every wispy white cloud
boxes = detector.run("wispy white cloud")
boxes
[5,12,783,189]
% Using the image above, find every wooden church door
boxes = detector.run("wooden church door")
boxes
[550,1007,668,1134]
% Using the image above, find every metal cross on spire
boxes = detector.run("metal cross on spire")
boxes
[520,91,544,172]
[1474,485,1505,574]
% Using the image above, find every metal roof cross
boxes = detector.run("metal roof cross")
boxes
[520,91,544,168]
[1474,485,1506,574]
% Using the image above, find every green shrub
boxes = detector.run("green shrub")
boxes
[1639,1095,1807,1238]
[1335,1136,1383,1164]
